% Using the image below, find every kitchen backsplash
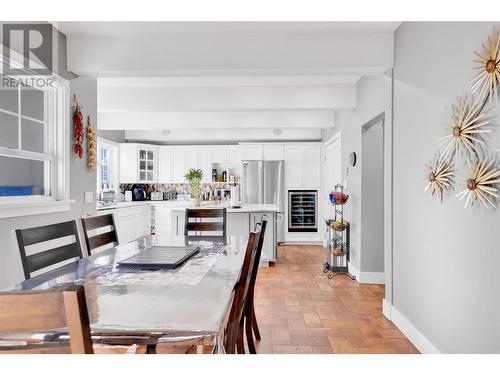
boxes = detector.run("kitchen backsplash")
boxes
[119,183,237,196]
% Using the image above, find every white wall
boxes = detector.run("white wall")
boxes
[322,75,390,275]
[0,76,97,289]
[361,119,384,273]
[393,22,500,353]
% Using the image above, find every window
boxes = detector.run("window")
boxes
[97,138,118,193]
[0,68,71,218]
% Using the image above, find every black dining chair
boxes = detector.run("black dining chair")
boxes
[15,220,84,280]
[244,217,268,354]
[81,214,118,255]
[184,208,227,237]
[223,225,263,354]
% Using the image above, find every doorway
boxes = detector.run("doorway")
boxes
[323,133,342,245]
[360,113,385,282]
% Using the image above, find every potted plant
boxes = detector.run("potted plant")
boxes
[184,168,204,206]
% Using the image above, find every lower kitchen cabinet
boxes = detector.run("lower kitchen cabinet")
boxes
[99,205,150,244]
[249,212,276,263]
[171,210,186,236]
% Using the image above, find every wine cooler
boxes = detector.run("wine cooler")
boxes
[288,190,318,232]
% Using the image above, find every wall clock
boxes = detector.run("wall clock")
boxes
[349,152,357,167]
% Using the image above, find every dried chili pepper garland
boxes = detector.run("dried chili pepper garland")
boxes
[72,95,84,159]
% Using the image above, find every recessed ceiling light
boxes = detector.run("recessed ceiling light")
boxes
[273,128,282,136]
[162,130,170,136]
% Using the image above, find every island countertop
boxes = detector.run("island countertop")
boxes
[97,201,280,213]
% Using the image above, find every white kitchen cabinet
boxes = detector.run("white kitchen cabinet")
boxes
[106,204,150,244]
[212,146,227,164]
[284,146,303,188]
[198,146,213,182]
[158,146,173,183]
[153,204,172,235]
[138,146,157,183]
[119,144,138,183]
[226,145,241,163]
[184,146,199,171]
[171,146,186,183]
[119,144,158,183]
[226,212,250,237]
[240,143,263,160]
[263,144,285,161]
[302,146,321,188]
[171,209,186,236]
[213,145,241,164]
[250,212,276,262]
[284,144,321,189]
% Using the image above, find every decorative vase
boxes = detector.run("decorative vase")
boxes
[190,180,201,206]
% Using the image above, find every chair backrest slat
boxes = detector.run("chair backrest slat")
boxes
[81,214,118,255]
[27,243,82,274]
[15,220,83,280]
[0,285,94,354]
[184,208,227,237]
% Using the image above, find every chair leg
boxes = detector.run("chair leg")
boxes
[236,318,245,354]
[245,313,257,354]
[251,306,261,341]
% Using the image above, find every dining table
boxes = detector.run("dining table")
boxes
[3,234,249,354]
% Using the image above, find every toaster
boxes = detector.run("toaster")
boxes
[150,192,164,201]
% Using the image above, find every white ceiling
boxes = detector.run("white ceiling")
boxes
[61,22,397,142]
[56,21,400,37]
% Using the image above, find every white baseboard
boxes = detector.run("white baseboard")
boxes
[348,262,385,284]
[382,300,440,354]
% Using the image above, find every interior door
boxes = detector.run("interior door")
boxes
[324,136,342,221]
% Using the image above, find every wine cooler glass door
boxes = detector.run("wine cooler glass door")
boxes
[288,191,318,232]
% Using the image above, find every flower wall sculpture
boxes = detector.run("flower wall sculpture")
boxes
[439,94,490,160]
[470,28,500,102]
[456,156,500,208]
[424,155,454,203]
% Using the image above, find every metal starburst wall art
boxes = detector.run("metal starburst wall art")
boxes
[439,94,490,160]
[470,28,500,102]
[456,156,500,208]
[424,155,454,203]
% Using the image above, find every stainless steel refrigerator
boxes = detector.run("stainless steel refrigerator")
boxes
[241,160,285,243]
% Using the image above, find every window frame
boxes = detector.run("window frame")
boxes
[97,137,119,194]
[0,55,73,218]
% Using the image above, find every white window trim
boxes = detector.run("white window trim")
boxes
[97,137,119,193]
[0,55,74,218]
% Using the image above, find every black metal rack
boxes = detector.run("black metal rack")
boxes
[323,184,355,280]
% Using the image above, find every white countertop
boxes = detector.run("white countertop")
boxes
[97,201,280,213]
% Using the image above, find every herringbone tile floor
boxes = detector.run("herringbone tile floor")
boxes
[251,245,419,354]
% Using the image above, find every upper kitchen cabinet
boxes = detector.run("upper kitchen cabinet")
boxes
[263,144,285,160]
[240,143,263,160]
[119,143,157,183]
[138,146,157,182]
[198,146,214,182]
[158,146,173,183]
[171,146,186,183]
[284,143,321,189]
[213,145,241,163]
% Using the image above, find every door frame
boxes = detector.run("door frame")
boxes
[321,132,342,246]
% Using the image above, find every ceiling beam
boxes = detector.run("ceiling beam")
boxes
[67,32,394,76]
[98,110,335,130]
[98,84,356,112]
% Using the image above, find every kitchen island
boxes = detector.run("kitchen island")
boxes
[97,201,279,264]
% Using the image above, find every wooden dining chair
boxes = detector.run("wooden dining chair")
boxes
[0,285,94,354]
[223,225,262,354]
[184,208,227,237]
[15,220,84,280]
[81,214,118,255]
[244,217,268,354]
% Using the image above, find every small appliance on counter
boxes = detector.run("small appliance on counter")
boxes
[150,192,163,201]
[230,184,241,208]
[101,190,115,204]
[124,191,132,202]
[131,185,147,201]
